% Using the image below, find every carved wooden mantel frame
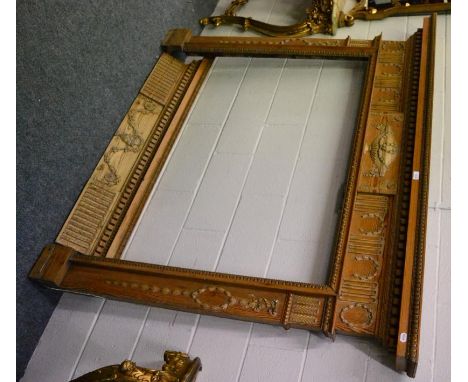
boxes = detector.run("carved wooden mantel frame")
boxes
[30,15,436,378]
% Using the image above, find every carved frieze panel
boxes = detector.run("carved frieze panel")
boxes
[358,112,403,194]
[371,41,406,113]
[284,294,324,329]
[199,0,449,38]
[102,279,283,321]
[57,54,200,256]
[335,193,390,335]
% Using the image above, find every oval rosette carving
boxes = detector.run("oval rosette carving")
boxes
[359,212,385,236]
[352,255,380,281]
[340,303,374,330]
[191,286,237,311]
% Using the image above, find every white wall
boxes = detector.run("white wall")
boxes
[22,1,450,381]
[125,58,366,284]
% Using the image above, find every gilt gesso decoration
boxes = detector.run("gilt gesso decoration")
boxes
[201,0,450,37]
[70,351,201,382]
[201,0,349,37]
[30,16,436,377]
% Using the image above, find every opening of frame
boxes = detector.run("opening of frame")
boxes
[121,56,367,285]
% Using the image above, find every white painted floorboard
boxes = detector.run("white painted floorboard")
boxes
[22,1,450,381]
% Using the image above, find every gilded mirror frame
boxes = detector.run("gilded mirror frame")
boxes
[200,0,450,37]
[30,15,436,378]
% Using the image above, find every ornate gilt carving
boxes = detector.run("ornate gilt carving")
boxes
[200,0,448,37]
[71,351,201,382]
[200,0,348,37]
[350,0,450,22]
[224,0,248,16]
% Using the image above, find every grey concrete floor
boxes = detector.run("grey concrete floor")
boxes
[16,1,218,379]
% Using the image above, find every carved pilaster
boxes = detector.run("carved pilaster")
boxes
[335,194,390,335]
[56,54,201,257]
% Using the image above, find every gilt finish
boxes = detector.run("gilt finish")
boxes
[350,0,450,22]
[200,0,347,37]
[30,16,436,378]
[70,351,201,382]
[200,0,449,37]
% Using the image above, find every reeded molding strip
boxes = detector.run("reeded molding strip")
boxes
[56,54,200,257]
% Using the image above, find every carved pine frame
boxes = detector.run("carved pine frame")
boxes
[29,15,436,378]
